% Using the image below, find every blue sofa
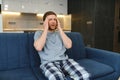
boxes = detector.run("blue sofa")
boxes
[0,32,120,80]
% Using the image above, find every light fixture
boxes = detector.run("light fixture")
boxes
[2,11,21,15]
[36,14,43,17]
[4,4,8,11]
[57,15,64,17]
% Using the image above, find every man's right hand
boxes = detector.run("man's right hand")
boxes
[43,18,49,31]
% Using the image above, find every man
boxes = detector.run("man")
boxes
[34,11,90,80]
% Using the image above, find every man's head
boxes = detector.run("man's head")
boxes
[43,11,58,31]
[43,11,57,21]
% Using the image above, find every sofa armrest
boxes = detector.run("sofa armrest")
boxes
[85,47,120,74]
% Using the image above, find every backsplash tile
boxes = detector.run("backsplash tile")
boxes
[3,13,71,31]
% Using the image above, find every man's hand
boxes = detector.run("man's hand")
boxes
[57,19,62,31]
[34,18,49,51]
[43,18,49,31]
[57,19,72,49]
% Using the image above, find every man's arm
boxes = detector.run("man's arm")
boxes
[34,19,48,51]
[57,19,72,49]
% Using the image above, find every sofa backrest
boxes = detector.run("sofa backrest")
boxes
[28,32,86,67]
[28,33,40,67]
[65,32,86,61]
[0,32,86,70]
[0,33,30,70]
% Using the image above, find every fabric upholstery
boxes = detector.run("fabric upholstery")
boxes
[0,68,37,80]
[0,32,120,80]
[77,59,114,78]
[65,32,86,60]
[0,33,30,70]
[28,33,40,67]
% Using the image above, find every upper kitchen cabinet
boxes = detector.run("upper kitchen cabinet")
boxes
[2,0,68,14]
[2,0,21,12]
[0,0,2,4]
[53,0,67,14]
[36,0,67,14]
[18,0,38,13]
[2,0,41,13]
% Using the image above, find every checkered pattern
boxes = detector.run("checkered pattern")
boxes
[40,59,90,80]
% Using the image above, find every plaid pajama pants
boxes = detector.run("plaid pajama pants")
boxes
[40,59,90,80]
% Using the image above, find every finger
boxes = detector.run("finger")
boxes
[44,18,48,23]
[44,17,48,24]
[57,19,61,27]
[43,18,49,29]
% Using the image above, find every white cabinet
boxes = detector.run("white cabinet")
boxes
[2,0,67,14]
[0,0,2,4]
[2,0,36,13]
[37,0,67,14]
[19,0,38,13]
[52,0,67,14]
[2,0,20,12]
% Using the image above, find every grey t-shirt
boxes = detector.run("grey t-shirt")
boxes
[34,30,68,65]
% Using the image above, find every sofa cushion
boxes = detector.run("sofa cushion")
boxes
[77,59,114,79]
[32,67,47,80]
[0,33,30,70]
[65,32,86,60]
[0,67,37,80]
[28,33,40,67]
[32,59,114,80]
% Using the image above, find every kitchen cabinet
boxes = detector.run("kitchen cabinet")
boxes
[37,0,67,14]
[0,0,2,4]
[52,0,67,14]
[2,0,21,12]
[2,0,67,14]
[2,0,38,13]
[2,13,71,32]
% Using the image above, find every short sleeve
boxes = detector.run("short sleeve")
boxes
[34,30,43,41]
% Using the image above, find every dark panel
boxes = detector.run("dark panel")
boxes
[68,0,115,51]
[70,0,95,47]
[68,0,81,14]
[94,0,115,51]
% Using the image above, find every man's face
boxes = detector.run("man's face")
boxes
[47,15,57,31]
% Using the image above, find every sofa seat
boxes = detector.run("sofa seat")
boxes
[32,67,47,80]
[77,59,114,79]
[31,59,114,80]
[0,67,37,80]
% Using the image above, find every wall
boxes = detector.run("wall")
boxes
[3,13,42,30]
[68,0,115,51]
[3,13,71,32]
